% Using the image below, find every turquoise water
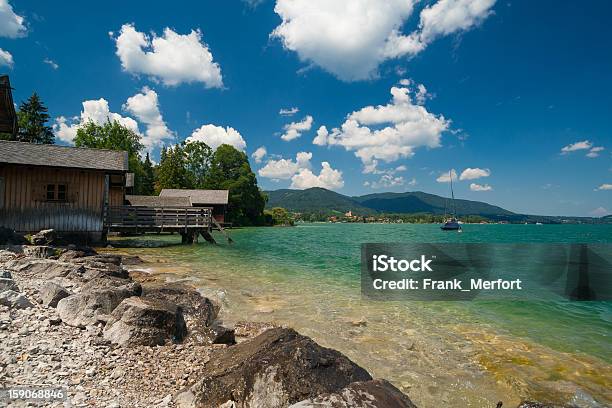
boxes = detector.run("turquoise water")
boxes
[111,224,612,407]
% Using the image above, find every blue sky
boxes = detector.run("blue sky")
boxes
[1,0,610,216]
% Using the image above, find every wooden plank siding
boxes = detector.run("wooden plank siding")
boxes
[0,164,108,233]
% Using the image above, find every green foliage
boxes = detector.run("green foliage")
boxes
[155,144,191,192]
[183,141,212,188]
[264,207,294,226]
[204,144,266,226]
[74,121,149,193]
[140,152,156,196]
[16,93,54,144]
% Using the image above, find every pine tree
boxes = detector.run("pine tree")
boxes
[140,152,156,195]
[17,93,54,144]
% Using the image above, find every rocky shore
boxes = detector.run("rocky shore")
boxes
[0,229,562,407]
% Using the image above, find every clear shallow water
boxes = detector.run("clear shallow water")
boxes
[110,224,612,407]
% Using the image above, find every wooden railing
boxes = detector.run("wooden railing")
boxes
[104,206,212,231]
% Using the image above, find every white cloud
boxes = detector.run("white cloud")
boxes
[43,58,59,69]
[187,124,246,151]
[589,207,610,217]
[470,183,492,191]
[53,98,140,144]
[279,107,299,116]
[252,146,267,163]
[0,48,13,68]
[561,140,592,154]
[258,151,312,180]
[113,23,223,87]
[460,167,490,180]
[290,161,344,190]
[596,184,612,191]
[123,87,174,148]
[312,125,329,146]
[436,169,457,183]
[0,0,26,38]
[586,146,605,158]
[369,174,405,189]
[318,84,449,170]
[408,177,417,186]
[281,115,313,141]
[271,0,495,81]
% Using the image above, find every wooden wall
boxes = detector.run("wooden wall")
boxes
[0,164,108,233]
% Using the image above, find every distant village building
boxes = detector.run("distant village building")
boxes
[159,189,229,224]
[0,140,129,242]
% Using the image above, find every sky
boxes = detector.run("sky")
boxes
[1,0,611,217]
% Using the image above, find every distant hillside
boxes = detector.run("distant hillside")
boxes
[353,191,514,218]
[265,188,514,219]
[265,188,373,214]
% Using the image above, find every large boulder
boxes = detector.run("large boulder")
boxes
[4,258,85,280]
[289,379,417,408]
[39,282,71,308]
[56,282,141,327]
[0,227,28,245]
[179,328,372,408]
[22,245,57,259]
[142,283,218,343]
[0,290,33,309]
[103,297,187,346]
[30,229,57,245]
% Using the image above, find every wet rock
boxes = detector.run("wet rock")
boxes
[57,283,141,327]
[0,226,28,245]
[289,379,417,408]
[0,277,19,292]
[0,290,34,309]
[201,323,236,345]
[103,297,187,346]
[1,269,12,278]
[120,255,144,265]
[30,229,57,245]
[39,282,71,308]
[22,245,57,259]
[182,328,371,408]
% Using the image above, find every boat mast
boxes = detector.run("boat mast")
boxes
[450,170,456,218]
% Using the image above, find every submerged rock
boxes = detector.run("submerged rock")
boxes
[289,379,417,408]
[103,297,187,346]
[39,282,71,308]
[0,290,33,309]
[180,328,372,408]
[233,321,279,340]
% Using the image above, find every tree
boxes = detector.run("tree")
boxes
[155,144,191,192]
[204,144,266,226]
[183,140,212,188]
[74,121,148,193]
[140,152,156,196]
[16,93,54,144]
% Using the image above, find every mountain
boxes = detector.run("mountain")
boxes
[265,187,514,218]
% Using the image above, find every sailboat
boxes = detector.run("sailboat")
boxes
[441,171,462,231]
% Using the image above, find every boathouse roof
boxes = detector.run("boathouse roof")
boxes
[0,140,129,172]
[125,195,192,207]
[159,189,229,205]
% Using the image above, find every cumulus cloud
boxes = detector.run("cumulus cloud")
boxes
[0,48,13,68]
[281,115,313,141]
[595,184,612,191]
[187,124,246,151]
[586,146,605,158]
[0,0,26,38]
[279,107,299,116]
[317,84,449,170]
[460,167,490,180]
[43,58,59,69]
[113,23,223,87]
[470,183,492,191]
[53,98,141,144]
[561,140,592,154]
[436,169,457,183]
[369,174,405,189]
[290,161,344,190]
[258,151,312,180]
[589,207,610,217]
[271,0,495,81]
[252,146,267,163]
[123,87,174,148]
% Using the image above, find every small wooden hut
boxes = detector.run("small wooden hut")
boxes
[159,189,229,224]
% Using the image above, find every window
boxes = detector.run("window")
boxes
[46,184,67,201]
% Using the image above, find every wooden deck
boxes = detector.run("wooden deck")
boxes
[104,205,215,243]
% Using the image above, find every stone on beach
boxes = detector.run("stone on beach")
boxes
[30,228,57,245]
[289,379,417,408]
[4,257,85,280]
[0,289,34,309]
[22,245,57,259]
[39,281,72,307]
[0,277,19,292]
[180,327,372,408]
[103,296,187,346]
